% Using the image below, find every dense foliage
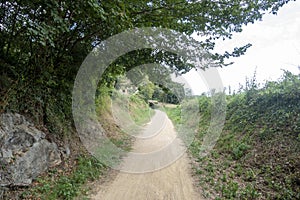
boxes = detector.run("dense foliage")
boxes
[0,0,292,135]
[180,71,300,199]
[226,70,300,137]
[1,1,296,198]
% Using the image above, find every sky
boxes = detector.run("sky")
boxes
[183,0,300,95]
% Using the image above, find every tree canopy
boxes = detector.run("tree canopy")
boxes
[0,0,293,131]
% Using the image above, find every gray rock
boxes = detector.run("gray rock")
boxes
[59,144,71,159]
[0,186,8,199]
[0,113,61,186]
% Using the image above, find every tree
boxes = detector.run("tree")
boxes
[0,0,292,129]
[138,77,156,101]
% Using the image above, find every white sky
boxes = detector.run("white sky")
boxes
[184,0,300,95]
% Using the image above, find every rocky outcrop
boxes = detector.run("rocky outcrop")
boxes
[0,113,61,186]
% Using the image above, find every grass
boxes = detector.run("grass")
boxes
[19,89,154,199]
[21,155,106,200]
[129,94,155,126]
[106,91,155,136]
[163,105,181,125]
[164,73,300,200]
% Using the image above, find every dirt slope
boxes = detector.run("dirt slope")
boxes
[91,110,202,200]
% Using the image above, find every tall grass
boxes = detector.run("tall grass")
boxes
[166,70,300,199]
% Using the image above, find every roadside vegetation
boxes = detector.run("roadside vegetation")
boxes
[18,86,152,199]
[129,94,155,126]
[166,71,300,199]
[21,156,105,200]
[0,1,294,199]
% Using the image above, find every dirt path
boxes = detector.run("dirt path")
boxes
[91,110,202,200]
